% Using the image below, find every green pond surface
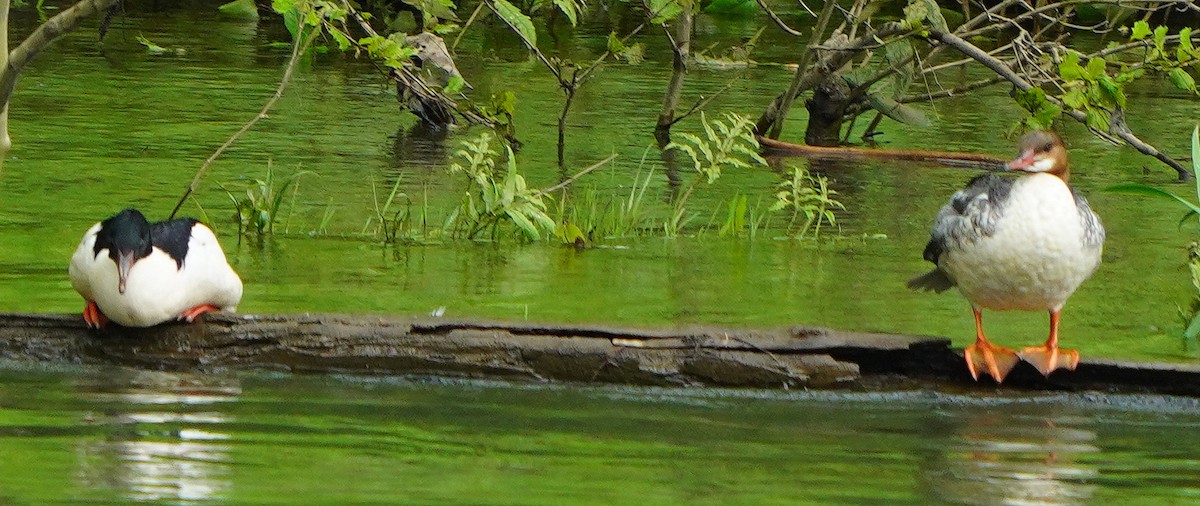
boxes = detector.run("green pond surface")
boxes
[1,362,1199,504]
[3,1,1200,503]
[3,3,1200,362]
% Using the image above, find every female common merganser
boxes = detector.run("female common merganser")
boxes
[908,131,1104,382]
[69,209,243,328]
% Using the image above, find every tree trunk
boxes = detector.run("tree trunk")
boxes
[755,0,838,139]
[654,10,693,140]
[803,76,851,146]
[754,23,906,139]
[557,87,575,170]
[1,0,11,171]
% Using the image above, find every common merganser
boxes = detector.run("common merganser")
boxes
[69,209,243,328]
[908,131,1104,382]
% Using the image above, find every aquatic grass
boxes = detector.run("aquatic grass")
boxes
[219,161,312,240]
[364,175,442,246]
[553,167,656,246]
[718,194,775,239]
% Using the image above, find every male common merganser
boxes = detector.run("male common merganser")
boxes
[908,131,1104,382]
[69,209,243,328]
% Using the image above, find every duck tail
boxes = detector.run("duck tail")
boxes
[906,269,955,293]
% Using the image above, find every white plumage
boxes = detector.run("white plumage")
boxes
[940,173,1102,312]
[910,130,1104,382]
[69,213,242,328]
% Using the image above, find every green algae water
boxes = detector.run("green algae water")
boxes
[1,362,1199,504]
[3,3,1198,362]
[3,2,1200,502]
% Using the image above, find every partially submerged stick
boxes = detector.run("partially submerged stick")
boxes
[757,136,1008,170]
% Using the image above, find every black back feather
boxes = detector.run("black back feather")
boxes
[151,218,199,269]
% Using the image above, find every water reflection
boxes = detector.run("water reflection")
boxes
[74,369,238,504]
[924,408,1098,505]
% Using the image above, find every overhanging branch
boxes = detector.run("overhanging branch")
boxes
[0,0,120,110]
[928,30,1193,181]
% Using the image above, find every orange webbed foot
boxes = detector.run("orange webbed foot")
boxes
[1018,345,1080,377]
[964,341,1020,383]
[178,304,221,323]
[83,301,109,329]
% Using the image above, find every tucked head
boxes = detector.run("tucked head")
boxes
[1007,130,1069,181]
[93,208,153,294]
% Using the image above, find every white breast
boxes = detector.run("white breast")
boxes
[940,174,1102,312]
[69,223,243,327]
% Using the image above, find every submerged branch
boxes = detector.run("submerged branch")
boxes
[754,0,804,37]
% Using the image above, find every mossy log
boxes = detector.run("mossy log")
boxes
[2,312,1199,395]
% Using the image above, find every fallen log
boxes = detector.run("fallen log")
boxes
[758,136,1008,170]
[2,312,1200,396]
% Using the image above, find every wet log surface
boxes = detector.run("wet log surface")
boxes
[2,312,1199,396]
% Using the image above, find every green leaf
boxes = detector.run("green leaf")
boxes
[920,0,948,31]
[606,32,626,53]
[1059,52,1085,81]
[646,0,684,24]
[551,0,583,26]
[135,35,176,56]
[493,91,517,114]
[444,75,466,94]
[1192,124,1200,198]
[1062,88,1087,109]
[1031,102,1062,128]
[1168,68,1198,93]
[1086,57,1107,80]
[432,22,462,35]
[1153,25,1168,53]
[1130,20,1151,41]
[1097,76,1125,107]
[1105,183,1200,216]
[1184,311,1200,339]
[507,209,540,239]
[493,0,537,47]
[902,0,927,27]
[1084,107,1111,131]
[403,0,459,22]
[1179,27,1195,62]
[331,30,351,51]
[1014,87,1047,111]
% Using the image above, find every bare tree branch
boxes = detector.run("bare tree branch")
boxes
[928,30,1192,180]
[0,0,121,110]
[754,0,804,37]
